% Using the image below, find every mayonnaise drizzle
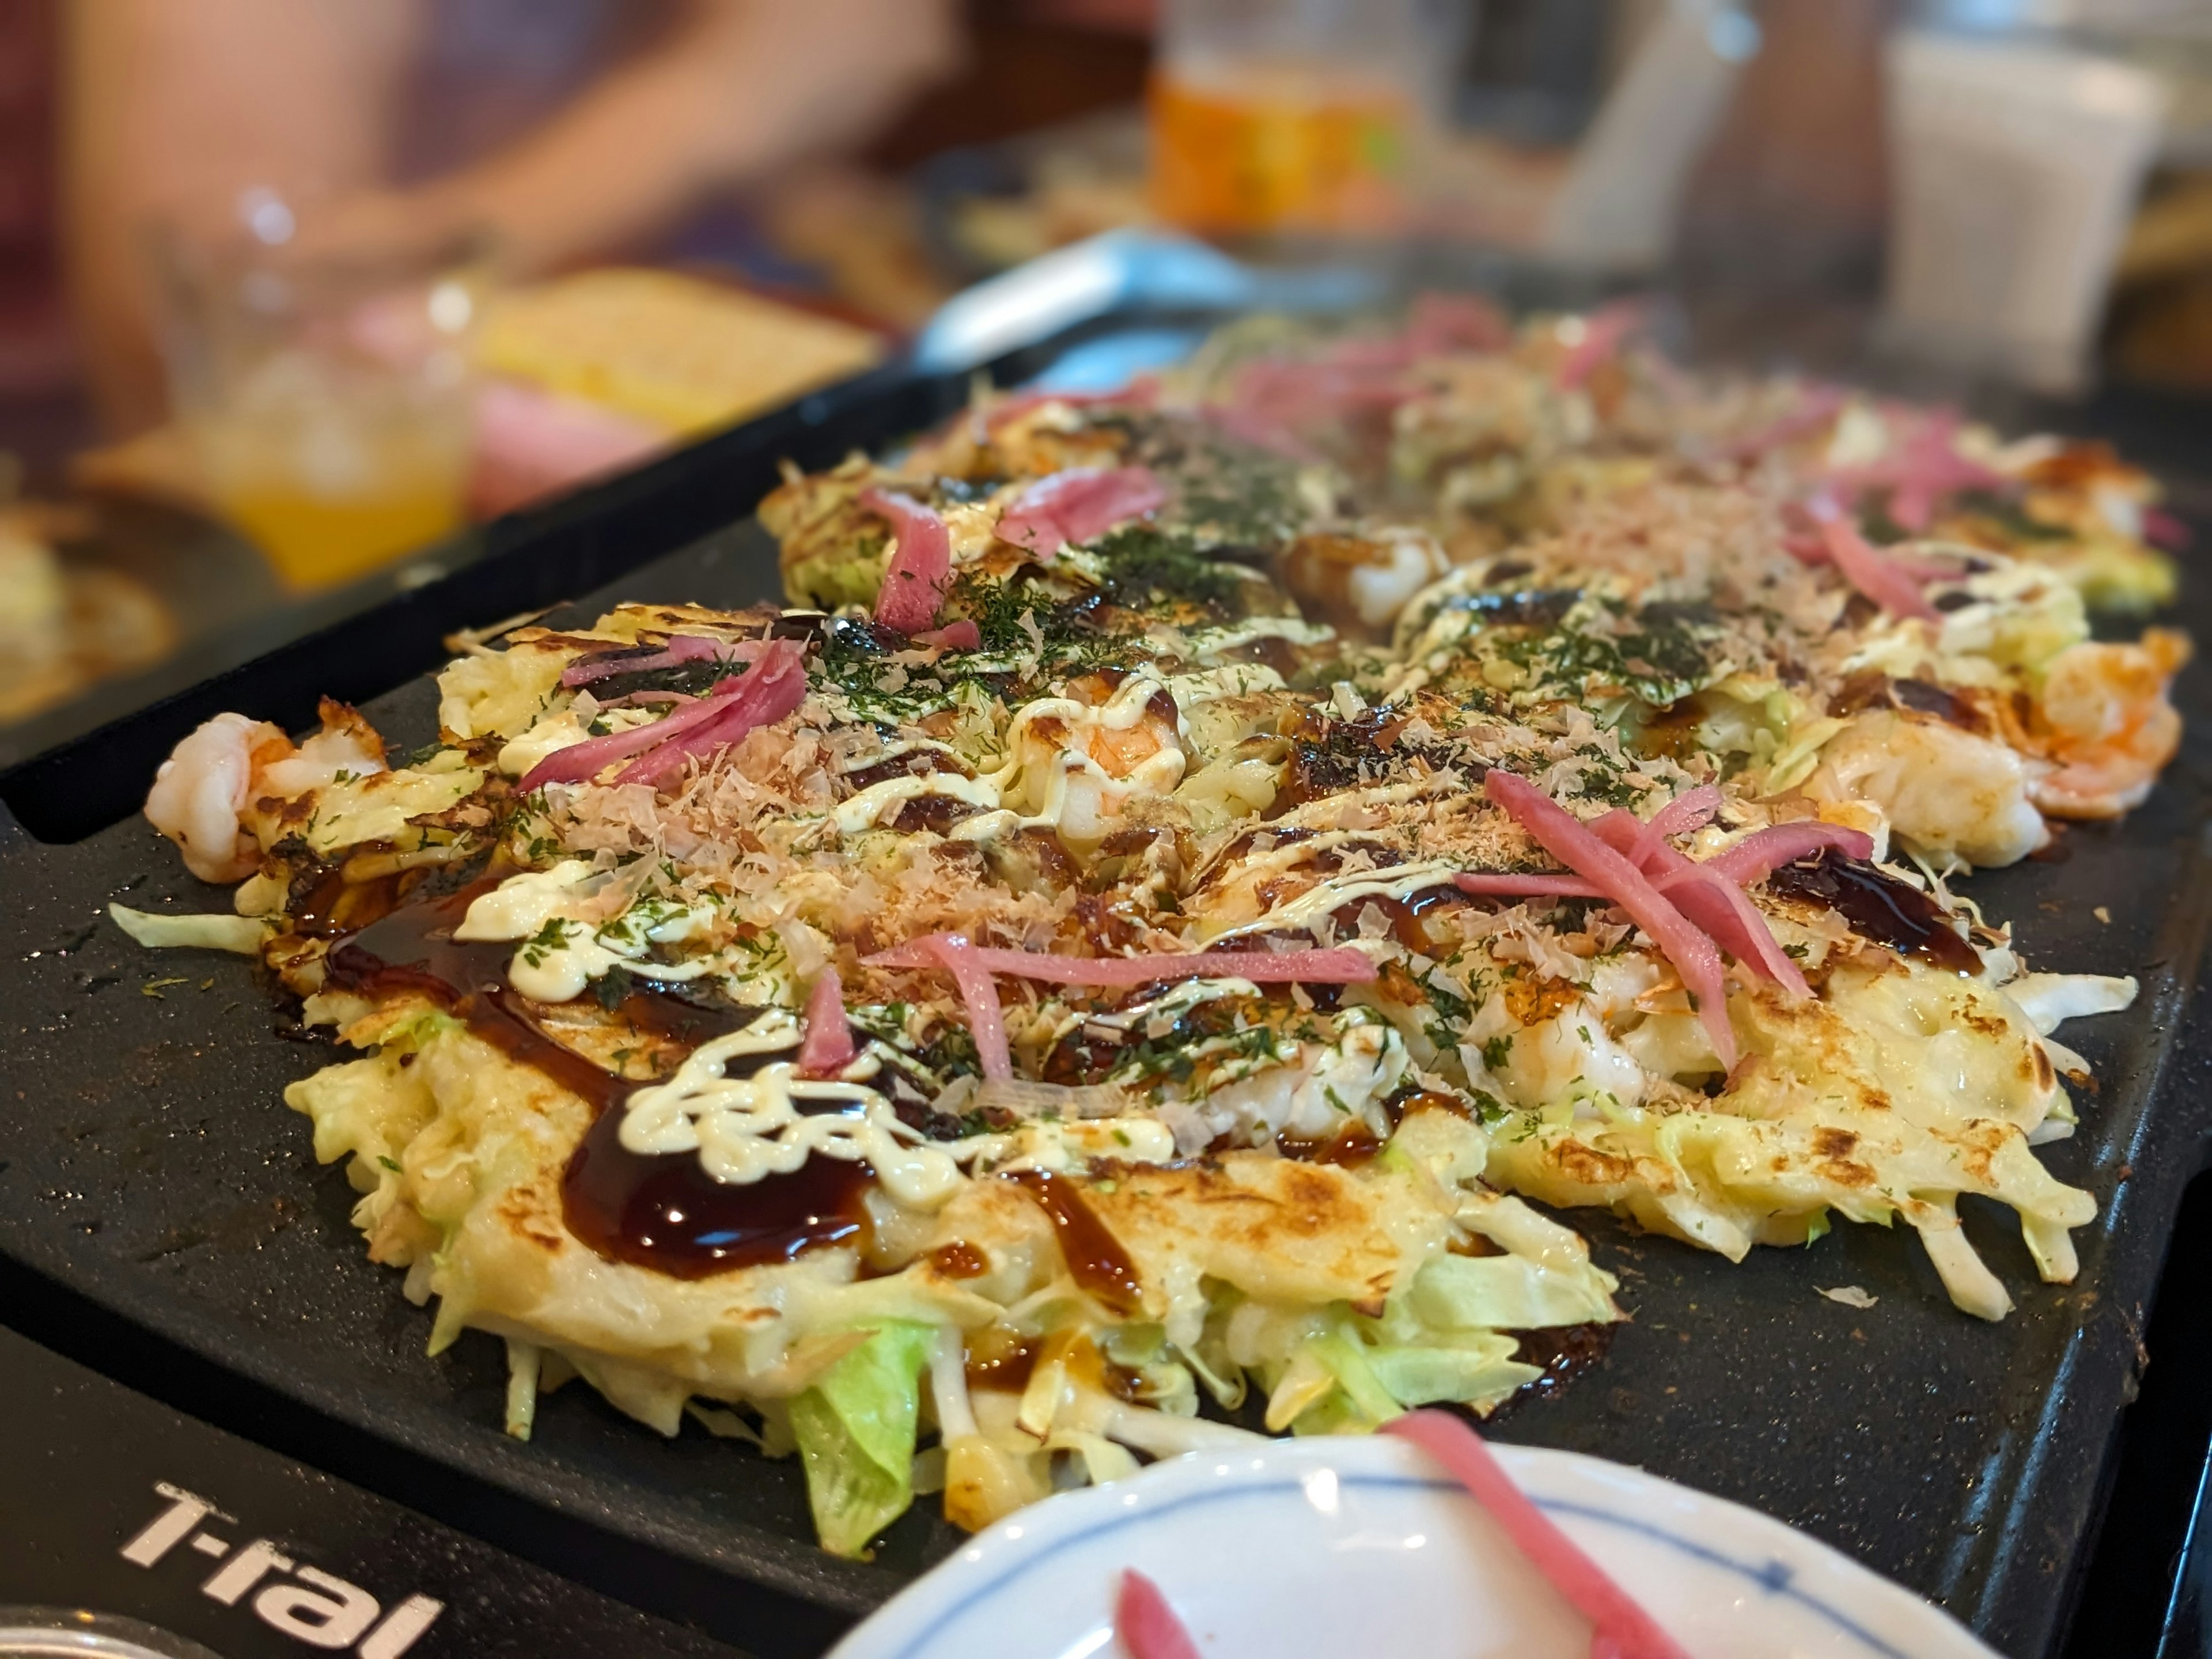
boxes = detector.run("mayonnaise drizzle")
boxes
[834,770,1004,834]
[1219,858,1466,937]
[619,1012,966,1207]
[456,861,717,1003]
[968,669,1187,843]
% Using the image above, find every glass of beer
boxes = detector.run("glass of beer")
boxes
[1149,0,1457,238]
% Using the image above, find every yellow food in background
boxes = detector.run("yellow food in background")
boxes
[0,510,175,724]
[475,268,885,436]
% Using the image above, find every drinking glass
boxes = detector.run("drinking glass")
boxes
[1149,0,1466,236]
[156,192,487,590]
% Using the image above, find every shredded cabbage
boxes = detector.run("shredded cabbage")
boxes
[109,903,266,955]
[1365,1337,1535,1412]
[503,1339,543,1440]
[1411,1252,1619,1332]
[1270,1297,1556,1436]
[789,1320,938,1558]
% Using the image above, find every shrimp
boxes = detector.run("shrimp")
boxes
[145,714,288,882]
[259,699,388,798]
[143,700,388,882]
[990,672,1185,850]
[1802,709,2048,868]
[1049,673,1186,783]
[1276,529,1450,641]
[2031,629,2191,818]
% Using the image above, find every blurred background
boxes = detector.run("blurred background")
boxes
[2,0,2210,746]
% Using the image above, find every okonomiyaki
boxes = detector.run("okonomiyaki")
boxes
[120,305,2180,1558]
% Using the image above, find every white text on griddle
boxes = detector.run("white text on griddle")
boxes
[120,1483,444,1656]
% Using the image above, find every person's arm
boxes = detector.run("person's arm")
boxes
[63,0,959,434]
[61,0,426,433]
[327,0,964,277]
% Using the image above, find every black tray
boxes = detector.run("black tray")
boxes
[3,311,2209,1659]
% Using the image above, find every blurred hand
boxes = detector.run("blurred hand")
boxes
[66,0,965,427]
[264,0,963,281]
[692,0,966,181]
[393,0,965,274]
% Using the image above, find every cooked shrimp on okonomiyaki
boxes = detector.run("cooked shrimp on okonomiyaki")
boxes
[122,306,2171,1558]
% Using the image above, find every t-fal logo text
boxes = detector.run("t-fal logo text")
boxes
[119,1483,442,1657]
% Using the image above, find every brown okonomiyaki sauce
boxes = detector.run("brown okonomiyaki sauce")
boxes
[1275,1123,1382,1166]
[563,1127,875,1279]
[290,866,407,940]
[1502,1321,1617,1409]
[1001,1167,1144,1315]
[1765,848,1982,974]
[965,1327,1144,1400]
[929,1240,990,1278]
[327,887,873,1279]
[1328,884,1466,955]
[964,1326,1040,1391]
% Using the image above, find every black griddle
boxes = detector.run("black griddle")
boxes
[2,308,2209,1659]
[0,1323,749,1659]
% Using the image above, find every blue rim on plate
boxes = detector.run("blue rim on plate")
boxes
[830,1437,2000,1659]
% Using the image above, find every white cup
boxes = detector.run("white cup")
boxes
[1882,29,2169,393]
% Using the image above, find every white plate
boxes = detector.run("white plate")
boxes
[830,1437,1998,1659]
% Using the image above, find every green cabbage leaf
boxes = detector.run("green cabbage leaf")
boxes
[790,1320,937,1558]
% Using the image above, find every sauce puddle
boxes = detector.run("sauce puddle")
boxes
[1001,1167,1144,1314]
[1767,849,1981,974]
[328,885,872,1278]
